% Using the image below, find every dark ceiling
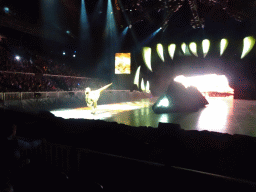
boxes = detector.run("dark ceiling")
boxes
[1,0,256,51]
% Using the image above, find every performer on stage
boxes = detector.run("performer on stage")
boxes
[85,83,112,113]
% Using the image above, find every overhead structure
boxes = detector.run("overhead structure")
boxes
[241,36,256,59]
[168,44,176,60]
[188,0,204,29]
[189,42,198,57]
[202,39,210,58]
[220,38,229,56]
[142,47,153,72]
[156,44,165,62]
[134,66,141,88]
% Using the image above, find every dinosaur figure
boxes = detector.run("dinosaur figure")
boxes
[85,83,112,113]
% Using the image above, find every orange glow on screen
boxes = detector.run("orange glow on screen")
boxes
[115,53,131,74]
[174,74,234,94]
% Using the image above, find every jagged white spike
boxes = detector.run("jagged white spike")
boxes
[241,36,255,59]
[181,43,186,54]
[220,38,228,56]
[168,44,176,60]
[142,47,152,72]
[202,39,210,58]
[189,42,198,57]
[156,43,164,62]
[141,78,145,91]
[134,66,141,88]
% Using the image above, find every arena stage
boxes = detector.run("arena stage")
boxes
[50,96,256,137]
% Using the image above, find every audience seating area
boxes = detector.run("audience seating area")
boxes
[1,109,256,192]
[0,35,107,93]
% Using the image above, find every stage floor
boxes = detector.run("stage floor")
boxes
[51,96,256,137]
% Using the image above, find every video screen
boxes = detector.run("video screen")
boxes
[115,53,131,74]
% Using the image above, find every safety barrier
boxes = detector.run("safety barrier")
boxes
[1,90,150,101]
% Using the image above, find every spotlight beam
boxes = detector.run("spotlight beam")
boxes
[80,0,90,41]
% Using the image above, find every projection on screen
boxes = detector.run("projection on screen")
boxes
[115,53,131,74]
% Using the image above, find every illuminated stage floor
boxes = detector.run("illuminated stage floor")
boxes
[51,97,256,137]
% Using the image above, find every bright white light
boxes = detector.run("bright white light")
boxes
[197,97,232,132]
[159,114,169,123]
[174,75,190,88]
[174,74,234,94]
[157,97,169,107]
[73,55,76,57]
[63,52,66,55]
[51,109,112,120]
[15,56,20,60]
[50,101,148,120]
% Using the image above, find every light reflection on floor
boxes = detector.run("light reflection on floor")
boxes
[50,99,154,120]
[51,96,256,137]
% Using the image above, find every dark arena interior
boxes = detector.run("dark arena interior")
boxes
[2,0,256,191]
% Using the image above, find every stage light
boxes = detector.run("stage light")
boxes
[134,66,141,88]
[189,42,198,57]
[181,43,186,54]
[157,96,170,107]
[241,36,255,59]
[73,55,76,57]
[168,44,176,60]
[202,39,210,58]
[119,27,128,48]
[104,0,118,52]
[15,56,20,61]
[142,47,152,72]
[4,7,9,13]
[220,38,228,56]
[66,31,70,34]
[156,44,165,62]
[80,0,90,41]
[153,28,161,36]
[121,26,128,36]
[63,51,66,55]
[92,0,103,21]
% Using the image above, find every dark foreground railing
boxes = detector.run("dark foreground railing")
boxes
[19,139,256,191]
